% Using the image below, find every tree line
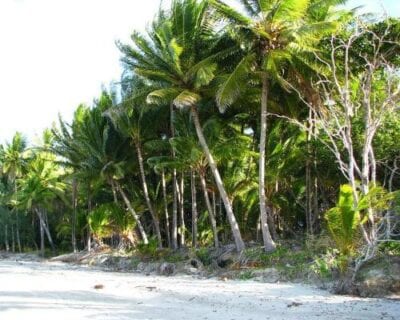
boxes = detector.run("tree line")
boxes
[0,0,399,274]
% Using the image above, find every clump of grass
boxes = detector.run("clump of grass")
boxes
[195,247,213,266]
[238,270,254,280]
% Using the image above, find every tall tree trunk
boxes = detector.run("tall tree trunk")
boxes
[170,103,178,250]
[259,75,276,252]
[4,225,9,252]
[267,206,279,240]
[306,107,314,235]
[212,191,216,222]
[110,178,119,204]
[36,209,55,254]
[39,216,45,257]
[162,169,171,248]
[190,105,245,252]
[199,170,219,248]
[72,178,78,253]
[191,170,198,248]
[87,186,92,252]
[114,180,148,244]
[14,184,22,253]
[135,141,162,248]
[172,169,178,249]
[178,172,185,247]
[11,222,15,253]
[15,213,22,253]
[44,211,55,254]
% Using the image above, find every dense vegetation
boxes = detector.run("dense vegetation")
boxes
[1,0,399,279]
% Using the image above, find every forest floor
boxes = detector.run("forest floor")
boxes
[0,254,399,320]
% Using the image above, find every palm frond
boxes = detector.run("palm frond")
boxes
[216,53,256,112]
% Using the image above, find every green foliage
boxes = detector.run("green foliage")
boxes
[88,204,114,240]
[379,241,400,256]
[196,247,213,266]
[310,249,340,280]
[1,0,399,268]
[326,184,396,272]
[325,184,361,258]
[238,270,254,280]
[136,237,160,259]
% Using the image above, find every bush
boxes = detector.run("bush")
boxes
[136,237,160,260]
[196,247,213,266]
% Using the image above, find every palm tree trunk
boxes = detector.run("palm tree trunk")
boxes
[114,180,149,244]
[110,178,119,204]
[178,172,185,247]
[11,223,15,253]
[36,209,55,254]
[4,225,10,252]
[44,212,56,254]
[135,141,162,248]
[199,170,219,248]
[306,108,314,235]
[212,191,216,221]
[87,186,92,252]
[72,178,78,253]
[162,169,171,248]
[190,105,245,252]
[191,170,198,248]
[39,216,45,257]
[14,184,22,253]
[16,213,22,253]
[259,75,276,252]
[172,169,178,249]
[170,103,178,250]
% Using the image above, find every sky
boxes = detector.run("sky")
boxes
[0,0,399,144]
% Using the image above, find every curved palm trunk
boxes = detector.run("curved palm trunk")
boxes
[135,141,162,248]
[161,169,171,248]
[114,180,148,245]
[199,170,219,248]
[259,75,276,252]
[190,105,245,252]
[35,208,55,255]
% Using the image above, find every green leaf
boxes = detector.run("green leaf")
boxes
[194,62,217,88]
[146,88,181,105]
[173,90,201,109]
[216,53,255,112]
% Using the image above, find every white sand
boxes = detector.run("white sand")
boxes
[0,258,398,320]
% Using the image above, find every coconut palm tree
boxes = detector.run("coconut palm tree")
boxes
[0,132,28,252]
[17,146,64,256]
[52,107,88,252]
[75,98,150,245]
[119,0,245,251]
[210,0,342,251]
[106,80,164,248]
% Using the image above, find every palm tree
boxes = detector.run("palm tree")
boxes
[52,108,88,252]
[75,99,150,245]
[17,144,64,256]
[106,81,164,248]
[119,0,245,251]
[210,0,341,251]
[0,132,28,252]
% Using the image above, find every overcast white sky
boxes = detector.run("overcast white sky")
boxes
[0,0,398,144]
